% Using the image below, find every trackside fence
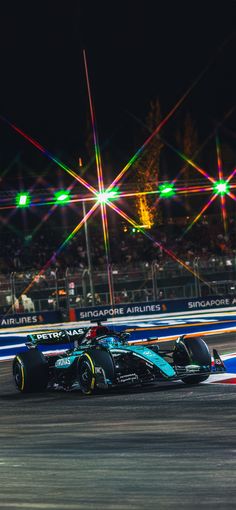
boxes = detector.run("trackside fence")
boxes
[0,256,235,317]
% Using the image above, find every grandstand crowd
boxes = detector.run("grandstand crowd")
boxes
[0,215,235,277]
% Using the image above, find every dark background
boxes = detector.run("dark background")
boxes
[0,1,235,178]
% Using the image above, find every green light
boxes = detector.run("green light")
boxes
[159,183,175,198]
[16,192,31,207]
[213,180,230,195]
[96,189,118,204]
[55,190,71,204]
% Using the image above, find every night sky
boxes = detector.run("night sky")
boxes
[0,1,236,184]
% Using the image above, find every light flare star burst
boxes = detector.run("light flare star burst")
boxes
[179,134,236,239]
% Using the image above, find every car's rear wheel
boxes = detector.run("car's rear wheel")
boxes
[173,336,211,384]
[13,350,49,393]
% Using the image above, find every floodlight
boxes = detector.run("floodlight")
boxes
[96,190,118,204]
[54,190,71,204]
[159,183,176,198]
[213,180,229,195]
[16,192,31,207]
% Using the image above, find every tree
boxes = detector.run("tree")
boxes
[134,99,164,228]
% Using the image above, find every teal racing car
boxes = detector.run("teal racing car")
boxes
[13,323,225,394]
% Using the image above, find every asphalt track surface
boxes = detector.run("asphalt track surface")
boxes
[1,333,236,510]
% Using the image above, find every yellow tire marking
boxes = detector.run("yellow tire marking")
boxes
[82,353,95,393]
[15,356,25,391]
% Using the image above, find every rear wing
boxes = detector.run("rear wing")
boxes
[27,327,86,346]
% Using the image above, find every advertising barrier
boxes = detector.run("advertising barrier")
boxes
[74,295,236,320]
[1,295,236,329]
[0,310,63,328]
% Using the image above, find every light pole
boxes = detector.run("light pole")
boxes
[193,257,201,297]
[78,157,95,306]
[82,200,95,306]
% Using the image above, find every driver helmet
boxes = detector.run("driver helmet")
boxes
[85,325,110,340]
[97,336,120,348]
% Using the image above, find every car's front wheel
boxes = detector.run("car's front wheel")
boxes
[77,354,96,395]
[77,349,115,395]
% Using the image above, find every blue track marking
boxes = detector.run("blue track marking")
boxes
[112,316,236,340]
[0,342,74,361]
[222,357,236,372]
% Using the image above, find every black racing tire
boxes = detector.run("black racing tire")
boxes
[13,350,49,393]
[77,348,115,395]
[174,336,211,385]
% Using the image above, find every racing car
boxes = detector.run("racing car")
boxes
[13,323,226,395]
